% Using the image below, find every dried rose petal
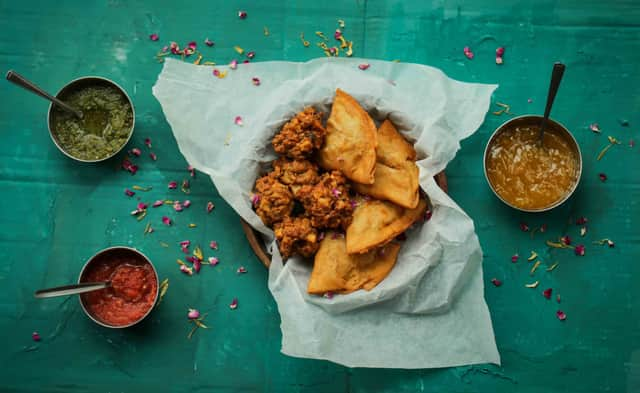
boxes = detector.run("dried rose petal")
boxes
[193,259,202,273]
[243,60,250,64]
[149,33,159,41]
[520,222,530,232]
[331,188,341,197]
[180,240,190,248]
[495,56,503,65]
[144,138,152,148]
[125,189,135,197]
[607,239,615,248]
[162,216,172,226]
[358,63,370,70]
[238,10,247,19]
[251,194,260,207]
[213,69,220,77]
[150,152,157,161]
[463,46,474,59]
[209,240,218,250]
[246,51,255,59]
[630,139,635,148]
[575,244,585,256]
[323,291,334,299]
[589,123,601,133]
[511,254,519,263]
[540,224,547,233]
[560,235,571,246]
[187,41,197,50]
[181,179,190,193]
[182,200,191,208]
[129,148,141,157]
[188,165,195,178]
[576,217,588,225]
[32,332,41,342]
[180,265,193,275]
[137,202,148,210]
[173,202,183,212]
[230,59,238,70]
[208,256,219,266]
[234,116,243,126]
[152,200,163,207]
[121,158,138,175]
[543,288,552,299]
[599,173,607,182]
[237,266,247,274]
[557,294,561,303]
[168,181,177,189]
[204,38,214,47]
[229,298,238,310]
[251,77,261,86]
[425,209,433,221]
[318,232,326,241]
[496,47,505,57]
[206,201,215,213]
[334,29,342,40]
[580,226,587,236]
[491,278,502,287]
[556,310,567,321]
[187,308,200,319]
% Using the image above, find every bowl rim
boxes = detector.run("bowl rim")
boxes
[483,114,583,213]
[47,75,135,163]
[77,246,158,329]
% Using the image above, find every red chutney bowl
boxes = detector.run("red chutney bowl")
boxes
[78,247,159,328]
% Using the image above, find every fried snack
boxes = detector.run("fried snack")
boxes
[352,120,420,208]
[346,198,428,254]
[297,170,353,229]
[253,172,294,227]
[274,216,319,259]
[376,119,416,168]
[307,234,401,294]
[272,107,326,159]
[317,89,377,184]
[272,157,320,197]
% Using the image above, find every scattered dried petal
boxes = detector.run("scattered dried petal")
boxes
[607,239,615,248]
[540,224,547,233]
[251,77,261,86]
[121,158,138,175]
[156,278,169,306]
[527,98,533,103]
[230,59,238,70]
[188,223,197,228]
[193,259,202,273]
[229,298,238,310]
[129,148,141,157]
[425,209,433,221]
[246,51,255,59]
[234,116,243,126]
[149,33,159,41]
[173,201,183,212]
[162,216,172,226]
[237,266,247,274]
[525,281,539,288]
[32,332,41,342]
[206,201,215,213]
[168,181,177,189]
[358,63,370,70]
[520,222,530,232]
[511,254,519,263]
[560,235,571,246]
[180,265,193,275]
[580,226,587,237]
[182,200,191,208]
[263,26,270,36]
[589,123,601,133]
[251,194,260,207]
[546,261,559,271]
[180,240,191,248]
[300,33,310,47]
[630,139,635,148]
[331,188,342,197]
[149,152,157,161]
[530,261,541,275]
[144,138,152,148]
[238,10,247,19]
[463,46,474,59]
[152,200,163,208]
[574,244,585,256]
[188,165,195,178]
[208,256,219,266]
[495,56,503,65]
[556,310,567,321]
[323,291,334,299]
[556,294,561,303]
[181,179,190,194]
[204,38,214,47]
[125,189,135,197]
[209,240,218,250]
[527,251,538,261]
[599,173,607,182]
[576,217,588,225]
[491,278,502,287]
[234,45,244,54]
[188,308,200,319]
[543,288,552,299]
[334,29,342,40]
[496,47,505,57]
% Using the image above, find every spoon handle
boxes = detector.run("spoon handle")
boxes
[6,70,83,119]
[539,63,565,140]
[34,282,110,298]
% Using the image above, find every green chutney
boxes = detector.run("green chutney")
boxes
[51,85,133,161]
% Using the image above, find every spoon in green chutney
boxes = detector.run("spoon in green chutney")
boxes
[6,70,84,119]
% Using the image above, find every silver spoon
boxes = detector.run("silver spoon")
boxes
[34,281,111,299]
[539,63,565,145]
[6,70,84,119]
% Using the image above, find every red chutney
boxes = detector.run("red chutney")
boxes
[80,252,157,327]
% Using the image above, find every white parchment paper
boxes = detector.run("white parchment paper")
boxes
[153,57,500,368]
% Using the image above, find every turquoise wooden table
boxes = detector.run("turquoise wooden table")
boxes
[1,1,639,392]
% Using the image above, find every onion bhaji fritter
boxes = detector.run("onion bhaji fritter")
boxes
[272,107,326,159]
[272,157,320,197]
[274,216,319,259]
[297,170,353,230]
[253,172,294,227]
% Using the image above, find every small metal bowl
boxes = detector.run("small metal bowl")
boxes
[483,115,582,212]
[78,247,158,329]
[47,76,135,163]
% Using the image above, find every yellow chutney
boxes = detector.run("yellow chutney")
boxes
[486,125,579,210]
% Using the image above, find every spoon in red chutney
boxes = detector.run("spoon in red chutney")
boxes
[34,281,111,298]
[538,62,566,146]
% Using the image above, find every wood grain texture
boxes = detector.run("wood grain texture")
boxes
[0,0,638,392]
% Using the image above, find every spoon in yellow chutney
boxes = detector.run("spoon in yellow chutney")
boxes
[538,63,565,146]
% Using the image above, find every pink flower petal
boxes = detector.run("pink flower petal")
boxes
[206,201,215,213]
[527,98,533,103]
[162,216,172,226]
[237,266,247,274]
[543,288,552,299]
[193,259,202,273]
[463,46,474,59]
[246,51,255,59]
[589,123,601,133]
[323,292,334,299]
[576,217,588,225]
[556,310,567,321]
[251,194,260,207]
[150,152,157,161]
[540,224,547,233]
[161,45,168,53]
[185,256,198,264]
[208,256,219,266]
[425,209,433,221]
[32,332,41,342]
[181,179,190,191]
[213,69,220,77]
[144,138,152,148]
[121,158,138,175]
[209,240,218,250]
[188,165,195,178]
[230,59,238,70]
[630,139,635,148]
[152,200,163,207]
[229,298,238,309]
[129,148,141,157]
[607,239,615,248]
[599,173,607,182]
[520,222,530,232]
[252,77,261,86]
[491,278,502,287]
[187,308,200,319]
[205,38,214,47]
[243,60,250,64]
[180,240,191,248]
[511,254,519,263]
[358,63,370,70]
[125,189,135,197]
[173,201,183,212]
[180,265,193,275]
[137,202,148,210]
[187,41,197,50]
[183,200,191,208]
[168,181,178,189]
[238,10,247,19]
[575,244,585,256]
[496,47,505,57]
[234,116,243,126]
[334,29,342,40]
[495,56,503,65]
[149,33,159,41]
[331,188,341,197]
[556,294,561,303]
[561,235,571,245]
